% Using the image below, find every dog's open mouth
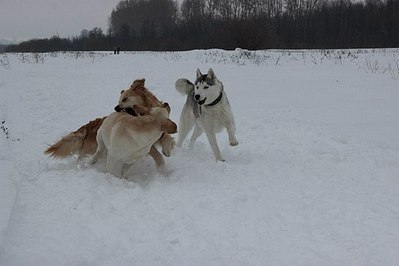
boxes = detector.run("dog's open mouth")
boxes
[115,105,138,116]
[123,107,138,116]
[197,98,207,105]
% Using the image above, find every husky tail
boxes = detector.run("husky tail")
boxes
[44,117,105,159]
[175,78,194,95]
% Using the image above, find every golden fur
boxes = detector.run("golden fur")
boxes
[90,106,177,178]
[44,79,175,167]
[44,117,105,159]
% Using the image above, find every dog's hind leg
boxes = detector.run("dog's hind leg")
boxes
[106,155,124,178]
[89,132,105,165]
[189,123,202,149]
[177,104,195,146]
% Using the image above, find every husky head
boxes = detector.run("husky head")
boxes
[194,68,223,106]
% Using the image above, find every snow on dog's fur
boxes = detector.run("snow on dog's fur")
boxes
[44,78,175,169]
[175,68,238,162]
[90,105,177,178]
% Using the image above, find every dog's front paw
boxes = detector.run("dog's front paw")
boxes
[162,149,171,157]
[229,139,239,146]
[162,141,174,157]
[160,133,175,157]
[215,156,225,162]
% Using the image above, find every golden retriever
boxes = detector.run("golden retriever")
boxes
[90,105,177,178]
[44,78,175,169]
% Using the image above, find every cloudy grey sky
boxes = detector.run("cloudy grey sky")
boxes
[0,0,121,43]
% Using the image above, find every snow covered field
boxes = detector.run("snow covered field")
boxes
[1,49,399,265]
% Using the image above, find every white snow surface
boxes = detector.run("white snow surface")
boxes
[1,49,399,265]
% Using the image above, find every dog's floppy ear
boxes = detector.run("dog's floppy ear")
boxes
[130,78,145,90]
[207,68,216,79]
[161,119,177,134]
[196,68,202,79]
[162,102,171,114]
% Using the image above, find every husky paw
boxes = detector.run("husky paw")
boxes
[215,157,225,162]
[229,139,239,146]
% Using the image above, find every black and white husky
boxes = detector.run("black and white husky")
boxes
[175,68,238,162]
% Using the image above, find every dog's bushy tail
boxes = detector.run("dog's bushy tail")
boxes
[175,78,194,95]
[44,117,105,159]
[44,131,85,158]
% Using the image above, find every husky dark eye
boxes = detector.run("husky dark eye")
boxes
[122,97,127,102]
[204,86,209,89]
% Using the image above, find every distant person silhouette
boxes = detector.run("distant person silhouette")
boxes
[113,47,121,54]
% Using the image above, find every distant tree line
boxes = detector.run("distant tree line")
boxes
[5,0,399,52]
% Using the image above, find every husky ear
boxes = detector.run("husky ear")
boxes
[207,68,216,79]
[196,68,202,79]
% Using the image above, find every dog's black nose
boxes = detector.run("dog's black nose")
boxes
[194,94,200,101]
[114,105,122,112]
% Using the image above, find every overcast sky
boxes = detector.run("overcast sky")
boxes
[0,0,122,43]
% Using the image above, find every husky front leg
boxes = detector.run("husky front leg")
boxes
[204,131,224,162]
[226,121,238,146]
[224,111,239,146]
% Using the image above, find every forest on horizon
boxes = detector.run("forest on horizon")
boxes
[5,0,399,52]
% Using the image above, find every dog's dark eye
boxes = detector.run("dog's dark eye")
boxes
[122,97,127,102]
[204,86,209,89]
